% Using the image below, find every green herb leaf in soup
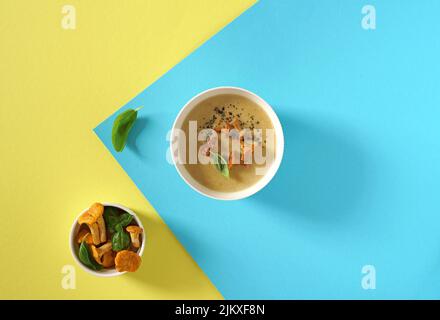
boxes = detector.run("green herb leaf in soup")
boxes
[211,152,229,178]
[112,224,131,251]
[112,107,142,152]
[78,241,102,270]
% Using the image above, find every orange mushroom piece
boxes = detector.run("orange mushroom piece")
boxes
[101,251,115,268]
[90,242,113,265]
[76,228,94,245]
[126,226,143,248]
[78,202,106,245]
[115,250,142,272]
[231,117,242,131]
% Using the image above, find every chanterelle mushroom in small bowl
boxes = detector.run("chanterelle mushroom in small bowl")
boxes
[70,202,145,277]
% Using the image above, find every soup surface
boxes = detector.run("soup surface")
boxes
[182,94,275,192]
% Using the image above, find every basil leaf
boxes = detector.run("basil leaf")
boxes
[211,152,229,178]
[104,207,133,234]
[78,241,102,270]
[103,206,122,233]
[112,224,130,251]
[116,213,133,229]
[112,107,142,152]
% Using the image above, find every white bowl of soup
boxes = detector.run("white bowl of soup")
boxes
[171,87,284,200]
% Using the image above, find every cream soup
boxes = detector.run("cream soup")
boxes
[182,94,275,192]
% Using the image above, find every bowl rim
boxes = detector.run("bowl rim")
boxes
[170,86,284,200]
[69,202,145,277]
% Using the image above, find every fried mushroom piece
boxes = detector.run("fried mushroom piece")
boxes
[88,223,100,245]
[115,250,141,272]
[78,203,106,245]
[126,226,143,248]
[76,229,93,245]
[89,203,107,243]
[101,251,115,268]
[90,242,113,265]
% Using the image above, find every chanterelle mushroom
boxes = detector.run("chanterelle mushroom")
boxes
[90,242,113,265]
[101,251,115,268]
[88,223,100,245]
[126,226,143,248]
[76,229,93,245]
[78,203,106,245]
[115,250,141,272]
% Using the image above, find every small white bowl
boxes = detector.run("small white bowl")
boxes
[171,86,284,200]
[70,203,145,277]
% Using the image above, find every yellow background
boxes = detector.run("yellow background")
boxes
[0,0,254,299]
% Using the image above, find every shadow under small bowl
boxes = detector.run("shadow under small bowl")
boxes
[69,202,145,277]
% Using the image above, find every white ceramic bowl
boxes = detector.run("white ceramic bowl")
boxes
[171,86,284,200]
[70,203,145,277]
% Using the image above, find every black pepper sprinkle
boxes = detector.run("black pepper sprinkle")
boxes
[199,103,263,133]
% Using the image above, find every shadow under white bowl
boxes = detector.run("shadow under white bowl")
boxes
[69,203,145,277]
[171,86,284,200]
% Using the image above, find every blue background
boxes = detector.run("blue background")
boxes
[95,0,440,298]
